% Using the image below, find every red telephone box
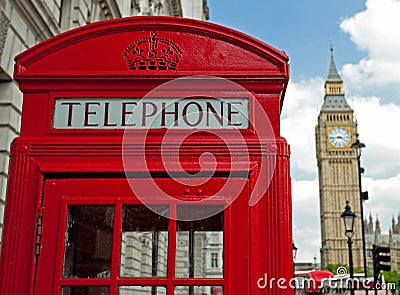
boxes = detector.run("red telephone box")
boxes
[0,17,291,295]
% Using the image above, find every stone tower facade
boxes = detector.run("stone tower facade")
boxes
[316,47,364,269]
[0,0,209,249]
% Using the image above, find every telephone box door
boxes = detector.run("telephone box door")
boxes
[35,178,249,295]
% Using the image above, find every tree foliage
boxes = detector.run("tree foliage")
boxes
[323,263,373,276]
[323,264,365,275]
[323,263,347,275]
[382,270,400,291]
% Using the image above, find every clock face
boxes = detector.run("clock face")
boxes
[329,127,350,148]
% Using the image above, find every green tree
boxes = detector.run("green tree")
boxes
[382,270,400,292]
[323,264,369,276]
[323,263,347,275]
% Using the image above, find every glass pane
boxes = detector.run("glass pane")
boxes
[63,206,114,278]
[174,286,223,295]
[120,205,169,277]
[176,206,223,278]
[62,286,110,295]
[119,286,166,295]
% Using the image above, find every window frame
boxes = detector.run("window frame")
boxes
[35,177,249,294]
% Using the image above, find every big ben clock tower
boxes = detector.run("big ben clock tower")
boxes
[316,46,363,268]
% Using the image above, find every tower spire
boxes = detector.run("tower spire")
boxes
[321,42,350,110]
[327,41,342,82]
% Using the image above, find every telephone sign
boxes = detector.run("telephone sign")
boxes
[53,97,249,129]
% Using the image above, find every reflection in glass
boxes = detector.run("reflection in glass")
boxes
[176,206,223,278]
[63,206,114,278]
[119,286,166,295]
[120,205,169,278]
[174,286,223,295]
[62,286,109,295]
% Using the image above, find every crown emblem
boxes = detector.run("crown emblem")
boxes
[123,31,182,71]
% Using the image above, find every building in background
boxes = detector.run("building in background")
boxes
[365,214,400,272]
[316,47,400,273]
[315,47,364,269]
[0,0,209,248]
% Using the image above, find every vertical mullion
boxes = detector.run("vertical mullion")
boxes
[189,223,194,295]
[152,230,159,276]
[223,204,228,294]
[167,204,177,295]
[151,230,159,295]
[189,223,194,278]
[56,201,70,295]
[110,203,122,295]
[70,208,79,277]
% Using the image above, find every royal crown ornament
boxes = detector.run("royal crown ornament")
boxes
[123,31,182,71]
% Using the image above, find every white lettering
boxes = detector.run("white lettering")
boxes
[257,273,268,289]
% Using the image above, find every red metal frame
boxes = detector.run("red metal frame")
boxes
[0,16,291,295]
[36,178,247,294]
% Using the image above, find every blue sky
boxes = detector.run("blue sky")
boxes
[208,0,400,262]
[209,0,366,80]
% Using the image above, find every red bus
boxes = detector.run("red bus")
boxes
[295,270,334,295]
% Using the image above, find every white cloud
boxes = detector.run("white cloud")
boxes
[292,179,321,262]
[294,226,321,263]
[340,0,400,88]
[363,174,400,232]
[292,179,319,215]
[281,78,324,177]
[349,96,400,178]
